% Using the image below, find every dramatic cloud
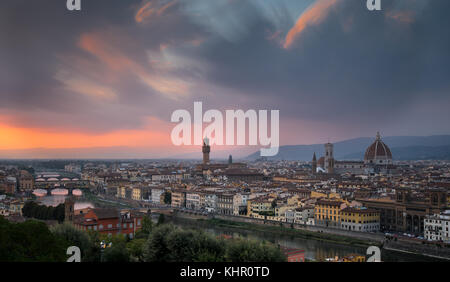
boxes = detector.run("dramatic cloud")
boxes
[284,0,337,48]
[1,0,450,157]
[135,0,177,23]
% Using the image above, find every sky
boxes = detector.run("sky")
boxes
[1,0,450,159]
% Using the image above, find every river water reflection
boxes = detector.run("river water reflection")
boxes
[35,194,94,210]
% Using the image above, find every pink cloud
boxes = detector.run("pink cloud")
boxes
[284,0,337,49]
[78,32,191,100]
[135,0,177,23]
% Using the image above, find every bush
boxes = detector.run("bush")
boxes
[143,224,285,262]
[225,238,286,262]
[102,234,130,262]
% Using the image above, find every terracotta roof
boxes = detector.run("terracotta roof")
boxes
[92,208,119,219]
[316,199,344,206]
[317,157,325,167]
[341,207,379,214]
[364,132,392,161]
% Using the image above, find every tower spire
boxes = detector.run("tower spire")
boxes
[202,137,210,165]
[312,152,317,174]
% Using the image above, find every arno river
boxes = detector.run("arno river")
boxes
[34,190,93,211]
[35,193,444,262]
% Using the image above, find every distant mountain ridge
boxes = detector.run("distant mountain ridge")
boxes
[246,135,450,161]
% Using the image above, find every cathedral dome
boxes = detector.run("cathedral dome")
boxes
[364,132,392,165]
[317,156,325,168]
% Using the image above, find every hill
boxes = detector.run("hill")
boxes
[246,135,450,161]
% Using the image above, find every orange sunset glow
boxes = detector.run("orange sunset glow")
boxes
[0,123,169,150]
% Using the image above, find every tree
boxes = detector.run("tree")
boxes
[142,224,224,262]
[135,215,153,239]
[225,238,286,262]
[0,216,67,262]
[163,191,171,205]
[102,235,130,262]
[126,238,146,262]
[50,223,100,262]
[271,199,277,209]
[21,201,65,223]
[143,224,176,262]
[54,204,66,223]
[157,214,165,225]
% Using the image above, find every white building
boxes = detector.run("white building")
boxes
[294,206,315,225]
[424,210,450,243]
[65,163,81,174]
[186,192,201,210]
[285,209,296,223]
[151,188,165,204]
[151,171,183,183]
[233,193,249,215]
[204,193,218,213]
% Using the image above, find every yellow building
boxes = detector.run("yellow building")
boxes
[340,207,380,232]
[117,186,127,199]
[171,190,186,208]
[311,191,341,199]
[314,199,345,228]
[286,195,300,206]
[9,200,25,215]
[132,187,142,201]
[247,197,273,217]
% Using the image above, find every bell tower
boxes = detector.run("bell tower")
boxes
[202,137,210,165]
[64,197,75,222]
[324,142,334,174]
[312,152,317,174]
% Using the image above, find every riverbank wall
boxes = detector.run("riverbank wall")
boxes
[383,240,450,260]
[212,213,385,243]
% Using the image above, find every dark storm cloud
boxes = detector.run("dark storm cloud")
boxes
[0,0,144,130]
[0,0,213,132]
[187,0,450,127]
[1,0,449,137]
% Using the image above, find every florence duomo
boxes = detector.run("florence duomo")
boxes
[313,132,396,175]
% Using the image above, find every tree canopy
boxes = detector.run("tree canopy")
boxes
[22,201,65,223]
[1,216,286,262]
[0,216,67,262]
